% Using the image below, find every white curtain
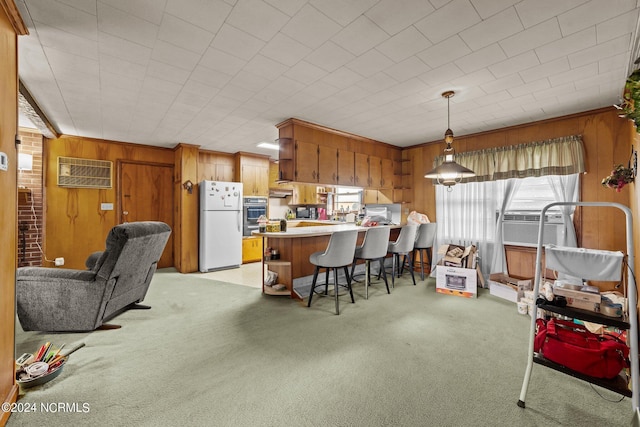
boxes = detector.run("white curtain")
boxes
[435,180,498,278]
[490,179,521,274]
[547,174,580,247]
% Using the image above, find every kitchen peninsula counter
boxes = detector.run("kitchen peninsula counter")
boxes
[254,221,401,299]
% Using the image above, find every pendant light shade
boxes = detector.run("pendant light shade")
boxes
[424,91,475,189]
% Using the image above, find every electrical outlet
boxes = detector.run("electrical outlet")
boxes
[54,257,64,266]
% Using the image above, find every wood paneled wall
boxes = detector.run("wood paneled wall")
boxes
[44,136,174,270]
[404,108,636,280]
[0,1,27,424]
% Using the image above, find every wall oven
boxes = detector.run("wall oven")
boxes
[243,197,267,236]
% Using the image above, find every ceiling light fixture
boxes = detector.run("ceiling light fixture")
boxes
[257,141,280,150]
[424,90,475,191]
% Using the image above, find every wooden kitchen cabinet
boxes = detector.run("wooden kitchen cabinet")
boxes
[294,140,319,183]
[318,145,338,185]
[369,155,382,188]
[354,152,369,188]
[380,158,394,189]
[337,149,355,186]
[291,184,318,205]
[236,153,269,196]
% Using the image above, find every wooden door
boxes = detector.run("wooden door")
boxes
[318,145,337,185]
[119,161,174,268]
[354,152,369,188]
[295,140,318,183]
[337,149,355,186]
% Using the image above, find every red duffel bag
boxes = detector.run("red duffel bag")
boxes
[534,318,629,379]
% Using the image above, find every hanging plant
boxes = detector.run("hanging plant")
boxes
[620,69,640,132]
[602,164,635,192]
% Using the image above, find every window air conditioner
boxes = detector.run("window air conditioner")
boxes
[500,211,565,247]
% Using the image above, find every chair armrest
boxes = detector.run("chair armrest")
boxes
[85,251,104,270]
[17,267,97,282]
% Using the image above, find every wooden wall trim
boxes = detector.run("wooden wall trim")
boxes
[0,385,18,426]
[407,107,616,149]
[0,0,27,35]
[55,134,176,153]
[276,117,398,149]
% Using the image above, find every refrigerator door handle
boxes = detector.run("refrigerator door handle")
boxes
[238,210,242,233]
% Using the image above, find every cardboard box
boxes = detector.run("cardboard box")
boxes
[436,265,477,298]
[488,273,533,303]
[565,298,600,313]
[489,281,519,303]
[552,283,601,303]
[437,244,478,269]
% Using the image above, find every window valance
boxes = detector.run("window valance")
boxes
[432,135,585,183]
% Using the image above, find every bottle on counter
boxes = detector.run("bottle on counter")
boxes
[280,218,287,232]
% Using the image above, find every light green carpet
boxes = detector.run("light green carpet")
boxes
[8,269,633,426]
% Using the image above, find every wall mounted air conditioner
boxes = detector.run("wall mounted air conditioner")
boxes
[500,211,565,247]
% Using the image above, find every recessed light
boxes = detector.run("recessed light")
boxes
[257,142,279,150]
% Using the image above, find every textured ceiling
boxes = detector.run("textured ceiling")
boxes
[15,0,640,158]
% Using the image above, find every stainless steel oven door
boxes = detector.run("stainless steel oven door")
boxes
[243,197,267,236]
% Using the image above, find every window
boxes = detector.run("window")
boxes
[331,186,362,214]
[506,176,561,213]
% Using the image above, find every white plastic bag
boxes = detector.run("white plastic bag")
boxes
[407,211,430,224]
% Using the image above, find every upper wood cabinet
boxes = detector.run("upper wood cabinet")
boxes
[291,184,319,204]
[354,152,369,188]
[368,155,382,188]
[318,145,337,185]
[198,151,235,183]
[294,140,319,183]
[337,149,355,186]
[235,153,269,196]
[380,158,394,189]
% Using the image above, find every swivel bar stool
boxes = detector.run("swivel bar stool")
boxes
[413,223,437,281]
[307,230,358,315]
[386,224,418,287]
[350,226,391,299]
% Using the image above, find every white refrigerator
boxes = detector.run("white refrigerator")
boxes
[199,180,243,272]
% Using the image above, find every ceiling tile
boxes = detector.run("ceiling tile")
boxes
[417,35,472,69]
[346,49,394,78]
[280,4,342,49]
[557,0,636,36]
[549,62,598,86]
[151,40,201,71]
[165,0,232,33]
[414,0,482,44]
[536,27,596,64]
[157,13,215,55]
[519,57,570,83]
[332,16,389,57]
[284,60,328,85]
[32,21,98,60]
[189,64,233,88]
[304,41,355,72]
[384,57,431,82]
[488,50,540,78]
[261,33,313,67]
[100,0,166,25]
[244,54,289,80]
[460,7,523,51]
[365,0,435,35]
[226,0,290,41]
[211,23,266,61]
[418,63,465,87]
[264,0,307,16]
[514,0,588,29]
[499,18,562,58]
[321,67,364,89]
[23,0,98,40]
[469,0,520,19]
[480,73,524,94]
[97,2,159,48]
[99,54,147,80]
[454,43,507,74]
[376,26,432,63]
[98,32,152,66]
[309,0,379,26]
[200,47,247,75]
[568,34,631,68]
[597,9,640,43]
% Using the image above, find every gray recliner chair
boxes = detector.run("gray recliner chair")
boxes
[16,221,171,332]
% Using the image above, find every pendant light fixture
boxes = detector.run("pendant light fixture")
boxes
[424,90,475,190]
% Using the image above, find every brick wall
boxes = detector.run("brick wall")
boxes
[17,128,43,267]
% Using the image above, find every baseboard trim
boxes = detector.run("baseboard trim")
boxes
[0,384,19,427]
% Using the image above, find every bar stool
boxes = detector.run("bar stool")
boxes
[413,223,437,281]
[387,224,418,287]
[350,226,390,299]
[307,230,358,315]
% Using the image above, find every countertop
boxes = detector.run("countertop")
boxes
[252,220,402,238]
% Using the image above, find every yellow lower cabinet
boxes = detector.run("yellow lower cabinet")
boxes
[242,237,263,263]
